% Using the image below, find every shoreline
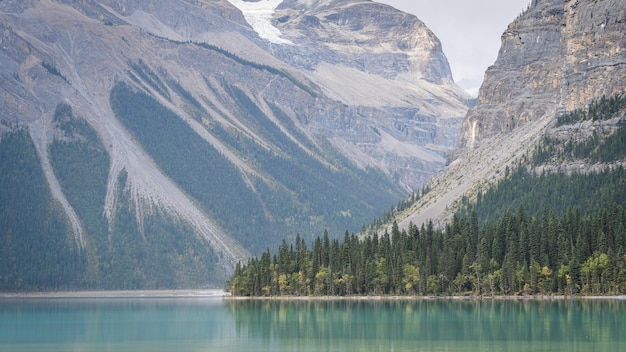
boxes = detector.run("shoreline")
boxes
[222,294,626,301]
[1,290,624,300]
[0,289,225,299]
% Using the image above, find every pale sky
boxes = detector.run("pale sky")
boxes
[377,0,531,96]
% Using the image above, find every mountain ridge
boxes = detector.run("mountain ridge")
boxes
[0,0,467,289]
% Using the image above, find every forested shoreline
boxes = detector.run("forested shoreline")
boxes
[228,95,626,298]
[228,204,626,297]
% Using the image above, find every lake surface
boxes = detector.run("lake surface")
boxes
[1,295,625,351]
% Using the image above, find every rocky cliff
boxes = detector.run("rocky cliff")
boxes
[459,0,626,149]
[272,0,469,187]
[0,0,468,289]
[390,0,626,233]
[257,0,470,188]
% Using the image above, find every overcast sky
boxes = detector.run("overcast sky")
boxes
[377,0,531,96]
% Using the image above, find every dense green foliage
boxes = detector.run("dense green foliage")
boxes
[535,94,626,164]
[533,94,626,164]
[0,130,84,290]
[458,166,626,226]
[229,202,626,296]
[50,105,111,257]
[362,187,430,234]
[556,94,626,126]
[110,82,269,250]
[464,94,626,225]
[532,124,626,165]
[105,171,221,288]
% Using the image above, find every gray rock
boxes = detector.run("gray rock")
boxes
[458,0,626,150]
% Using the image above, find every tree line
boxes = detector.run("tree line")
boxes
[535,94,626,164]
[228,202,626,297]
[555,94,626,127]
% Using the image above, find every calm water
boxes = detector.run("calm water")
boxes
[1,296,625,351]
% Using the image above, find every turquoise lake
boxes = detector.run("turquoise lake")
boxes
[1,295,625,351]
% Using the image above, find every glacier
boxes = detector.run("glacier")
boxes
[226,0,293,45]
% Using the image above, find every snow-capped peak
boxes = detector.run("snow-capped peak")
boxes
[226,0,293,45]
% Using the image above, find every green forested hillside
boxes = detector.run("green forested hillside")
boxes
[463,94,626,225]
[0,130,84,290]
[110,82,269,250]
[228,96,626,297]
[107,171,220,289]
[110,82,403,252]
[0,75,404,291]
[0,104,223,291]
[535,94,626,164]
[458,166,626,226]
[49,103,220,289]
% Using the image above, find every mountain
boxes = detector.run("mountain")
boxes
[245,0,471,187]
[459,0,626,149]
[0,0,468,290]
[388,0,626,232]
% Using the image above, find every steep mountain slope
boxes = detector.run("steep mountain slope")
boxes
[459,0,626,149]
[233,0,471,188]
[0,0,468,289]
[389,0,626,232]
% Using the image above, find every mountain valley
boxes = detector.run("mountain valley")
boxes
[1,0,625,292]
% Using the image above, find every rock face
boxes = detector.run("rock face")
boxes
[275,0,453,83]
[459,0,626,150]
[390,0,626,233]
[271,0,471,188]
[0,0,468,288]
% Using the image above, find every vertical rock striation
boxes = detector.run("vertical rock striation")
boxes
[459,0,626,150]
[391,0,626,234]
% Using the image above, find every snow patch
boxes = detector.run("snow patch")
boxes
[226,0,293,45]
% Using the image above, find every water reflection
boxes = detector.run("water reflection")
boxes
[1,297,624,351]
[0,297,233,351]
[225,299,626,352]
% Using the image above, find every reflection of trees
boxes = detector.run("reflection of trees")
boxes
[225,299,626,350]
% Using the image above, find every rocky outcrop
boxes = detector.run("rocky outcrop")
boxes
[458,0,626,150]
[275,0,453,83]
[388,0,626,234]
[271,0,470,189]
